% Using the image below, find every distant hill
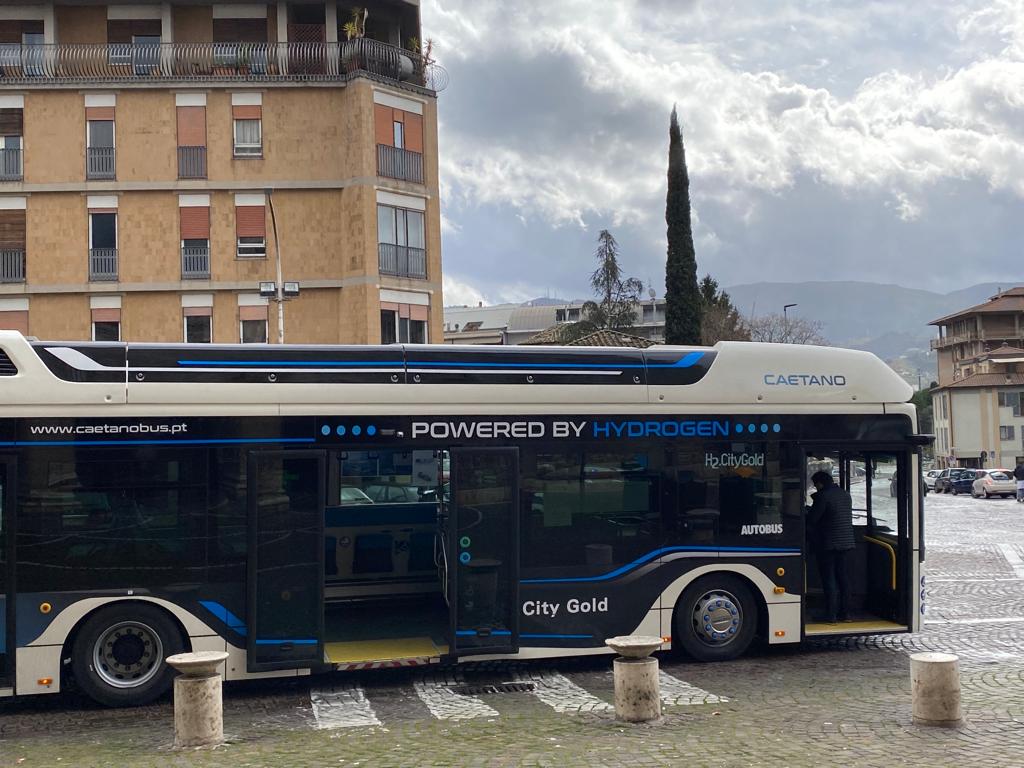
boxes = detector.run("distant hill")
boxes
[725,281,1007,355]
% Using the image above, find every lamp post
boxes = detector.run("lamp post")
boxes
[262,188,298,344]
[783,303,797,321]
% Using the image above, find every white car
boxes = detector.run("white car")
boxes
[971,470,1016,499]
[923,469,940,490]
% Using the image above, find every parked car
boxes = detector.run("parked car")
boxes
[363,484,422,504]
[339,486,374,505]
[934,468,973,493]
[971,470,1017,499]
[949,469,984,495]
[923,469,940,490]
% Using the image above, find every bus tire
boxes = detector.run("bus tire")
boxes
[673,574,757,662]
[71,603,185,707]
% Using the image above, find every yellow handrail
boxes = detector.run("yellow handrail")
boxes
[863,535,897,590]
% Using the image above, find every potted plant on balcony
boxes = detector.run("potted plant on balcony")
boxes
[340,7,369,71]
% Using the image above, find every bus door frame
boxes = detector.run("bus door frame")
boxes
[446,447,521,658]
[0,455,15,687]
[800,443,913,629]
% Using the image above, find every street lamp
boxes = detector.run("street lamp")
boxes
[264,188,298,344]
[783,303,798,320]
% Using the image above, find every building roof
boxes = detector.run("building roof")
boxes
[519,325,565,346]
[444,304,517,331]
[982,344,1024,358]
[567,330,658,348]
[935,372,1024,390]
[507,305,561,333]
[930,287,1024,326]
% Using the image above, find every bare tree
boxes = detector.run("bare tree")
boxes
[747,313,828,345]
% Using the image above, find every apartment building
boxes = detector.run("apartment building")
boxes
[0,1,443,345]
[930,287,1024,468]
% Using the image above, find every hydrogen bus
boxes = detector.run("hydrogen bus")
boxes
[0,331,927,706]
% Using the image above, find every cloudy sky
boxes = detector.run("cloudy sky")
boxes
[422,0,1024,307]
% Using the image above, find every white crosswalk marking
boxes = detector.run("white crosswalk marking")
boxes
[997,543,1024,578]
[413,679,499,720]
[310,684,382,729]
[658,670,727,705]
[516,670,613,713]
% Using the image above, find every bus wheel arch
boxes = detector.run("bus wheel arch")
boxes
[671,572,761,662]
[65,600,190,707]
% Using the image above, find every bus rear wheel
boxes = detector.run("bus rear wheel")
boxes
[71,604,185,707]
[674,574,757,662]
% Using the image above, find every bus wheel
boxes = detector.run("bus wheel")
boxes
[71,604,185,707]
[674,575,757,662]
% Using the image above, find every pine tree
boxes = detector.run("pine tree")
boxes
[559,230,644,342]
[664,106,702,345]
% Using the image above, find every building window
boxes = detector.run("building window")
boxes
[184,314,211,343]
[233,118,262,157]
[236,202,267,259]
[86,120,116,180]
[393,120,404,149]
[377,204,426,278]
[237,236,266,259]
[92,320,120,342]
[240,318,267,344]
[0,133,22,180]
[88,211,118,282]
[1001,426,1016,441]
[381,304,428,344]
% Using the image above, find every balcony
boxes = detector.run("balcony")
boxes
[377,144,423,183]
[89,248,118,281]
[181,244,210,279]
[87,146,115,180]
[0,249,25,283]
[178,146,207,179]
[378,243,426,279]
[0,40,446,91]
[0,148,22,181]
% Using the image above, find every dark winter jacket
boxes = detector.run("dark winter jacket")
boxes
[807,482,855,552]
[1014,464,1024,482]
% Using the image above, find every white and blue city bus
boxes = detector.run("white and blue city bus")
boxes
[0,331,927,706]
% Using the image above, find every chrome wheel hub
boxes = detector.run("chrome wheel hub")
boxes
[93,621,163,689]
[691,589,742,646]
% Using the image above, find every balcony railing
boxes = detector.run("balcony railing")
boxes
[0,40,447,91]
[378,243,426,279]
[178,146,207,179]
[182,245,210,279]
[0,148,22,181]
[87,146,115,180]
[89,248,118,281]
[0,248,25,282]
[377,144,423,183]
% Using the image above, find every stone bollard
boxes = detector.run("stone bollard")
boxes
[166,651,230,749]
[605,635,664,723]
[910,652,962,727]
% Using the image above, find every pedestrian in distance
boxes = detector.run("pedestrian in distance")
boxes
[1013,462,1024,503]
[807,470,855,623]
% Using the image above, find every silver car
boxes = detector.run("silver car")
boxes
[971,470,1016,499]
[923,469,940,490]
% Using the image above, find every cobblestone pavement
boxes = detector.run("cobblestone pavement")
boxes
[2,492,1023,767]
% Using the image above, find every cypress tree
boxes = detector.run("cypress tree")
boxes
[664,106,702,345]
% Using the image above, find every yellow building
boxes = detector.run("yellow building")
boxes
[0,1,443,344]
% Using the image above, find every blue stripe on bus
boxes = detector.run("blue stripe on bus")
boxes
[5,437,315,447]
[456,630,513,637]
[520,545,801,584]
[177,360,406,367]
[199,600,247,636]
[521,633,594,640]
[175,351,704,371]
[254,638,318,645]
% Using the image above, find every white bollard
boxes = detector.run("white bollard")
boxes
[910,652,962,727]
[166,651,230,749]
[605,635,664,723]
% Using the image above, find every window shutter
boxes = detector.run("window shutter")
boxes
[0,210,26,249]
[85,107,115,121]
[91,308,120,323]
[180,206,210,239]
[239,305,268,321]
[404,113,424,153]
[132,19,161,37]
[236,206,266,237]
[213,18,267,43]
[183,306,212,317]
[410,304,429,321]
[176,106,207,147]
[374,104,394,146]
[106,20,133,44]
[0,22,21,44]
[0,108,23,136]
[232,105,262,120]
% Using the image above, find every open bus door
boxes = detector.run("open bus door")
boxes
[247,450,326,671]
[804,449,911,635]
[0,456,13,691]
[446,448,520,656]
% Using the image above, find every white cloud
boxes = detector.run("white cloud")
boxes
[442,274,488,306]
